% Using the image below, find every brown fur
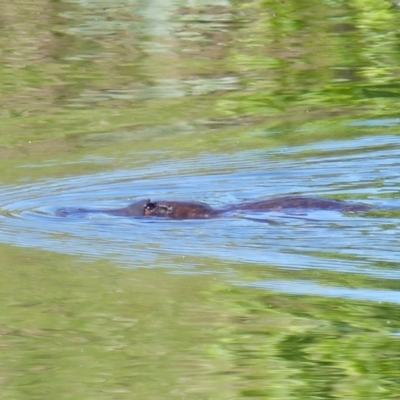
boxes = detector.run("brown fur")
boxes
[76,196,371,219]
[59,196,370,219]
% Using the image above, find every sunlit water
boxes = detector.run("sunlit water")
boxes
[3,1,400,398]
[1,130,400,304]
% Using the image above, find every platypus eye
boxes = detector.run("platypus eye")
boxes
[144,201,156,211]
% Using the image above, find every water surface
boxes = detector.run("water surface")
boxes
[1,0,400,399]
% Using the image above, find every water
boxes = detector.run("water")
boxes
[3,131,397,391]
[1,130,400,291]
[2,0,400,399]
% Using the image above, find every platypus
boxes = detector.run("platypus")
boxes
[56,196,372,219]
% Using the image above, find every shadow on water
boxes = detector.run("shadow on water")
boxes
[1,129,400,305]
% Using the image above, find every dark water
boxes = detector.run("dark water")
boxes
[2,0,400,399]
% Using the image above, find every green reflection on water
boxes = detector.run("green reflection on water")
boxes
[0,0,400,399]
[0,246,399,399]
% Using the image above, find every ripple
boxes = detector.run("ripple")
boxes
[1,136,400,298]
[237,280,400,305]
